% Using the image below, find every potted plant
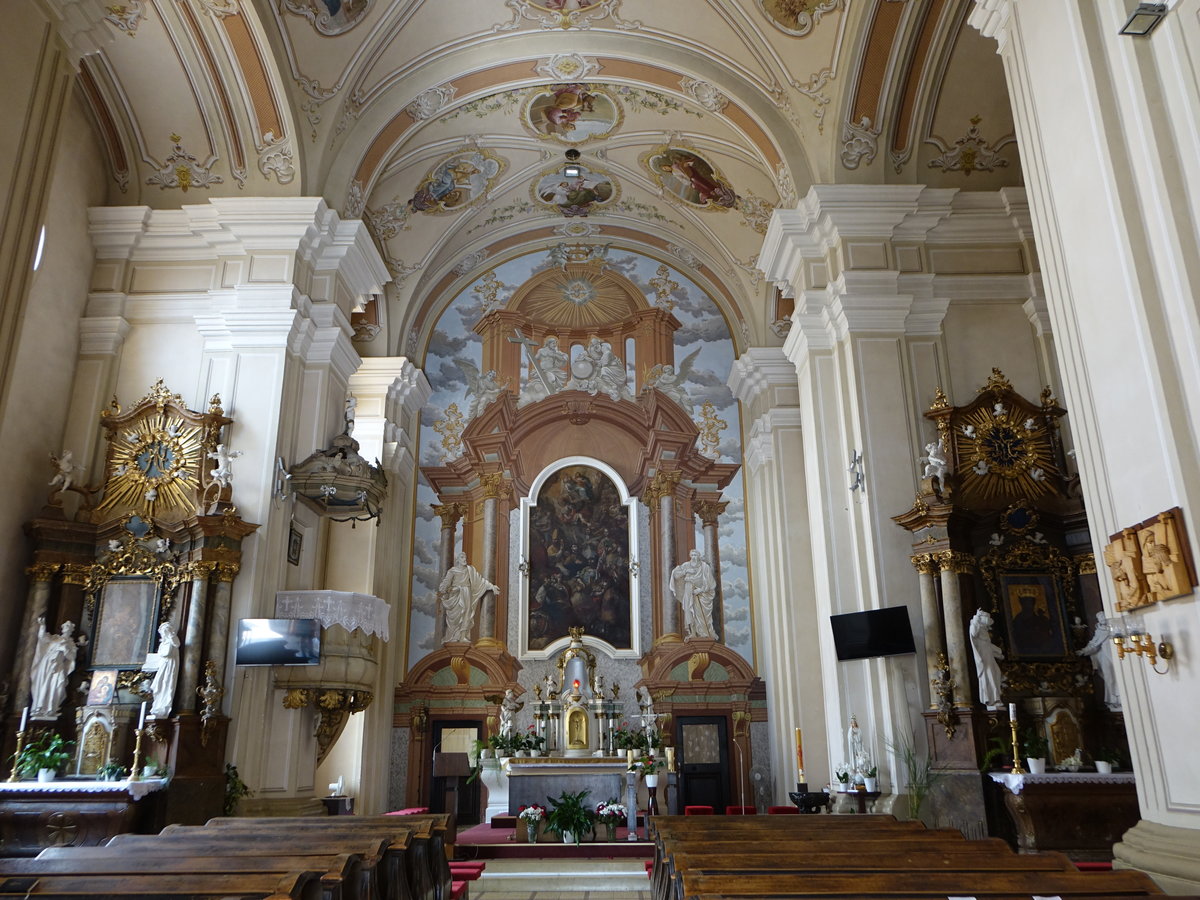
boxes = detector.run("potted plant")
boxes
[15,731,73,782]
[1022,728,1050,775]
[1094,747,1121,775]
[96,761,127,782]
[224,763,252,815]
[544,788,594,844]
[595,798,627,841]
[526,726,546,757]
[979,736,1012,773]
[863,764,878,793]
[887,736,943,822]
[516,803,545,842]
[612,724,645,752]
[834,762,850,793]
[628,754,665,787]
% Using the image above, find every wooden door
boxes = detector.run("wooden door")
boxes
[430,720,482,826]
[676,715,729,812]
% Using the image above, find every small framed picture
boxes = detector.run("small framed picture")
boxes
[287,526,303,567]
[87,669,119,706]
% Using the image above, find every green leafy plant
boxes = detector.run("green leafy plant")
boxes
[224,763,252,816]
[1095,747,1122,765]
[15,731,73,778]
[1021,727,1050,760]
[979,736,1012,773]
[96,761,127,781]
[865,764,878,779]
[887,735,943,822]
[544,788,594,844]
[628,754,665,775]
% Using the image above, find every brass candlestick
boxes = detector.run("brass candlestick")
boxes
[1009,715,1026,775]
[8,729,26,782]
[130,728,146,782]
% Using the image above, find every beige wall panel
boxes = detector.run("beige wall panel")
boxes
[929,247,1025,275]
[116,324,205,404]
[942,303,1041,403]
[129,265,215,294]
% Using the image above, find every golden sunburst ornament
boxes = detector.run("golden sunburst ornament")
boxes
[100,412,205,517]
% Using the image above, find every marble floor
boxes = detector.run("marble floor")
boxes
[471,859,651,899]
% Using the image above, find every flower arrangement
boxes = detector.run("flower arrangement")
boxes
[628,754,665,775]
[545,789,594,844]
[518,803,546,822]
[526,725,546,752]
[612,724,644,751]
[834,762,850,785]
[595,799,627,820]
[1058,748,1083,772]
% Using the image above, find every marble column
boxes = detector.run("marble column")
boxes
[178,565,214,715]
[11,564,59,713]
[937,551,974,710]
[645,470,681,640]
[431,503,465,646]
[205,569,237,701]
[913,554,944,709]
[477,473,507,643]
[694,500,728,641]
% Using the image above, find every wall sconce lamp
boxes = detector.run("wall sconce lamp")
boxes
[1113,630,1174,674]
[1119,3,1167,37]
[563,148,582,178]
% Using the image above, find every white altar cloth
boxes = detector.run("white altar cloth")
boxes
[989,771,1135,795]
[0,777,168,801]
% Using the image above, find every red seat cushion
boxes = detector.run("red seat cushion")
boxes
[1075,862,1113,872]
[449,864,485,880]
[684,805,714,815]
[450,880,469,900]
[385,807,430,815]
[767,805,799,814]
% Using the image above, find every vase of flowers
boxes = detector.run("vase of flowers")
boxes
[517,804,545,842]
[834,763,850,792]
[595,799,626,842]
[545,789,594,845]
[526,725,546,757]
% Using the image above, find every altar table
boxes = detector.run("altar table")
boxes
[0,778,168,856]
[989,771,1139,861]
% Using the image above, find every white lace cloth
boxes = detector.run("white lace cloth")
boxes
[275,590,390,641]
[0,777,168,800]
[990,771,1135,795]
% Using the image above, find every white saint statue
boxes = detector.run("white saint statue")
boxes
[847,714,864,773]
[969,608,1005,709]
[498,688,522,737]
[922,440,949,481]
[1078,612,1121,711]
[142,622,180,718]
[637,685,657,741]
[30,618,82,721]
[207,444,243,489]
[437,552,499,643]
[670,549,718,640]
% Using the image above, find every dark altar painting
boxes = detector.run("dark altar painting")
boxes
[999,572,1069,659]
[527,465,631,650]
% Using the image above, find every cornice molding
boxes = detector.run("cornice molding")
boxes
[727,347,797,407]
[968,0,1013,55]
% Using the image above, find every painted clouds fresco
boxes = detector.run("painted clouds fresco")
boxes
[408,249,753,669]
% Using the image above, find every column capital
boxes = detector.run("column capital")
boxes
[480,473,509,500]
[911,554,939,576]
[727,347,798,408]
[935,550,976,575]
[642,469,681,505]
[694,500,728,527]
[432,502,466,526]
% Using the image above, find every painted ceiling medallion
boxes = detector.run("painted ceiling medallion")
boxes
[522,84,623,145]
[758,0,843,37]
[532,164,618,217]
[643,146,737,210]
[497,0,637,31]
[561,278,597,305]
[407,149,506,215]
[282,0,371,36]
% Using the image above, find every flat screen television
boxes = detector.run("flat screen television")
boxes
[235,618,321,666]
[830,606,916,661]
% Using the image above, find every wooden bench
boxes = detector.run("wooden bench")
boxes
[101,832,402,900]
[677,869,1164,899]
[0,870,323,899]
[192,816,445,900]
[1,854,366,900]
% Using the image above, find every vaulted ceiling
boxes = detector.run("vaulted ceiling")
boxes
[73,0,1020,355]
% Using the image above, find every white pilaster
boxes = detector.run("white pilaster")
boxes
[971,0,1200,885]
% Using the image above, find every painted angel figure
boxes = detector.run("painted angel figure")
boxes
[643,348,701,414]
[454,358,509,420]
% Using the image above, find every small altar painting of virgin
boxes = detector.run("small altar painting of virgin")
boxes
[1000,573,1069,658]
[527,465,631,650]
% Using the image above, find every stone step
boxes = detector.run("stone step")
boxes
[476,859,650,893]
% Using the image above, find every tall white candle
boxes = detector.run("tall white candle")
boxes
[19,706,28,732]
[137,701,147,730]
[1008,702,1016,720]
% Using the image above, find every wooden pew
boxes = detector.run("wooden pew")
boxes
[5,852,368,900]
[677,869,1164,899]
[101,832,402,900]
[658,848,1075,900]
[201,814,455,900]
[0,870,322,899]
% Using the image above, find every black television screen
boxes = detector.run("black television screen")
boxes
[830,606,916,661]
[235,618,321,666]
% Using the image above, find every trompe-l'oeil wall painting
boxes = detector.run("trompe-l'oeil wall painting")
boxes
[408,249,750,668]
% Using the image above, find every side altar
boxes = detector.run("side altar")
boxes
[481,757,633,822]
